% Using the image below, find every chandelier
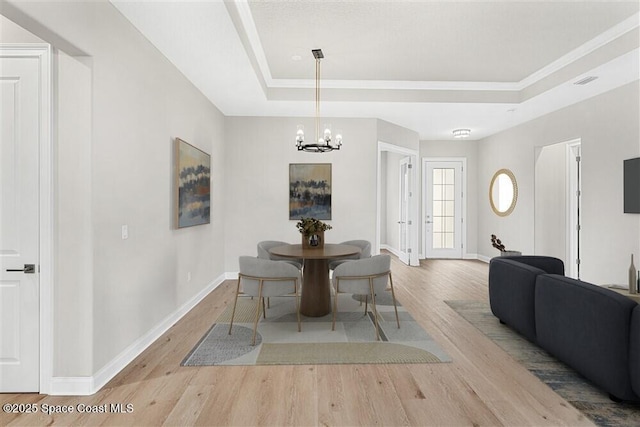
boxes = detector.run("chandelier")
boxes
[295,49,342,152]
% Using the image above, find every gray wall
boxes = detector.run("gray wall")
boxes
[223,116,378,271]
[478,81,640,285]
[3,2,227,376]
[534,141,569,265]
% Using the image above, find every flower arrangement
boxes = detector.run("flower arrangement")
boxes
[491,234,507,252]
[296,217,332,235]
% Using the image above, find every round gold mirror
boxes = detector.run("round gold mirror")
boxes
[489,169,518,216]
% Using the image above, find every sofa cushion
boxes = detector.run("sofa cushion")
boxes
[535,274,638,401]
[489,258,548,342]
[630,305,640,397]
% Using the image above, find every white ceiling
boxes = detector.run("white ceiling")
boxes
[112,1,640,141]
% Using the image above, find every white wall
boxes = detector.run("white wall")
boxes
[56,52,94,376]
[478,81,640,285]
[534,142,568,264]
[3,1,227,377]
[224,117,378,271]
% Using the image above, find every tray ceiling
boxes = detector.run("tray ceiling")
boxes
[112,1,640,140]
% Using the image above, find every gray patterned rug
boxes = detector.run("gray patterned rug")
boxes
[445,300,640,427]
[182,293,450,366]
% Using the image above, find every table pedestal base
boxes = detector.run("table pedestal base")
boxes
[300,259,331,317]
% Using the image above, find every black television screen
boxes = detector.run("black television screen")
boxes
[624,157,640,213]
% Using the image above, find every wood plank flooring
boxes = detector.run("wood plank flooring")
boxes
[1,257,594,426]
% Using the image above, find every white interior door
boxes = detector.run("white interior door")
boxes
[424,161,463,259]
[0,52,41,392]
[397,157,411,265]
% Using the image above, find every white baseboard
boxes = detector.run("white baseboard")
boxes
[380,244,402,258]
[48,273,227,396]
[477,254,492,263]
[49,377,94,396]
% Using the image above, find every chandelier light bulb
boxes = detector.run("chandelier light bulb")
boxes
[296,125,305,145]
[323,125,332,141]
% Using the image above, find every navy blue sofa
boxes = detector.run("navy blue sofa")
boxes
[489,255,640,402]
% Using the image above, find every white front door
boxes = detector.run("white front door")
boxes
[397,157,411,265]
[0,50,42,392]
[424,161,463,259]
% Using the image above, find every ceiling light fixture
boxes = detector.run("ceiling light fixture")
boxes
[295,49,342,153]
[453,129,471,138]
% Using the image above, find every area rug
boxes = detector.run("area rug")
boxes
[182,292,450,366]
[445,300,640,427]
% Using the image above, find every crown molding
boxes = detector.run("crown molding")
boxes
[232,1,639,95]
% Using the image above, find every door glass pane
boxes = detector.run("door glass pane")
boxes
[432,232,443,248]
[432,168,455,249]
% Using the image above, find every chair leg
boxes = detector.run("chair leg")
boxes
[262,297,267,319]
[252,280,264,346]
[364,294,368,313]
[295,279,301,332]
[369,279,381,341]
[228,277,242,335]
[389,272,400,329]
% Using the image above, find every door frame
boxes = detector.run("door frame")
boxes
[376,141,419,266]
[566,140,582,279]
[1,44,54,393]
[422,157,467,259]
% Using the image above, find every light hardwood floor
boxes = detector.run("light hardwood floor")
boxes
[1,257,593,426]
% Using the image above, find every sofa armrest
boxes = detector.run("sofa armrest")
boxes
[489,258,546,342]
[498,255,564,275]
[535,275,638,401]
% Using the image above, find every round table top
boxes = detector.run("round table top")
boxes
[269,244,361,260]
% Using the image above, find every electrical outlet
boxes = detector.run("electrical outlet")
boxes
[121,225,128,240]
[187,272,192,282]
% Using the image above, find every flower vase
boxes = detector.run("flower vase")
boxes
[302,230,324,249]
[501,250,522,257]
[629,254,637,294]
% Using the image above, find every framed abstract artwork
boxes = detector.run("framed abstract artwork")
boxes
[289,163,332,220]
[175,138,211,228]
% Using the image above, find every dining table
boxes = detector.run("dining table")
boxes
[269,243,361,317]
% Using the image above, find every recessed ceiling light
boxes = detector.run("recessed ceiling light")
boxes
[291,54,302,61]
[453,129,471,138]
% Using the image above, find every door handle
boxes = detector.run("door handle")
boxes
[6,264,36,274]
[425,221,432,224]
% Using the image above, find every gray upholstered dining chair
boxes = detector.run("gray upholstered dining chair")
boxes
[331,254,399,341]
[328,239,371,270]
[228,256,302,345]
[257,240,303,269]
